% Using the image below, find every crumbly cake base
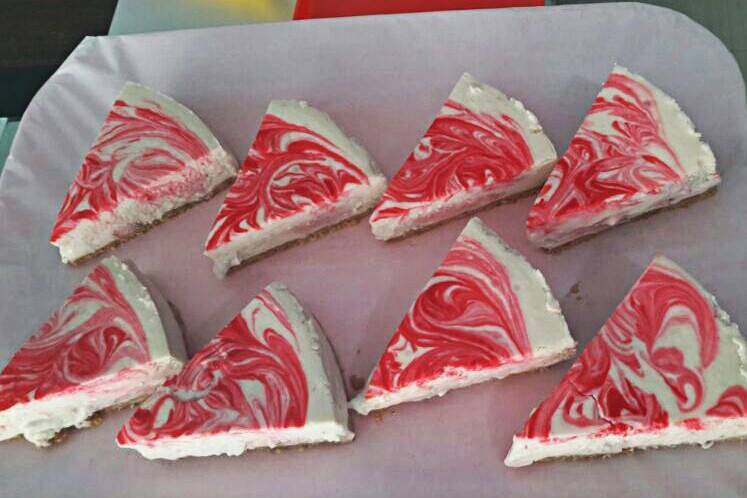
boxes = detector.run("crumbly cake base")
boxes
[225,209,372,276]
[21,393,152,448]
[67,177,235,266]
[383,187,540,244]
[541,187,718,254]
[520,432,746,466]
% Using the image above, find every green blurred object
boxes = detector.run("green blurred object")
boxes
[552,0,747,77]
[109,0,296,35]
[0,120,18,175]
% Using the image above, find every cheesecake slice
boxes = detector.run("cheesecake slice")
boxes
[526,66,719,249]
[117,282,353,459]
[350,217,575,415]
[204,100,387,277]
[369,73,557,240]
[50,82,238,264]
[0,257,186,446]
[505,256,747,467]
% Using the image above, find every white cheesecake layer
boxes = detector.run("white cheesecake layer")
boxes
[0,357,182,446]
[350,345,575,415]
[529,173,720,248]
[206,177,386,277]
[370,166,548,240]
[505,416,747,467]
[54,147,237,264]
[124,422,353,460]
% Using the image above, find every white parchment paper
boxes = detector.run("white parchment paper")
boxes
[1,3,746,497]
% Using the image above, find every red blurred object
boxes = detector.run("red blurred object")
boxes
[293,0,544,20]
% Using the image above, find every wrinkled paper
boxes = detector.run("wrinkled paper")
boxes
[0,3,745,497]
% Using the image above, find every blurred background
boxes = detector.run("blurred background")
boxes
[1,0,744,165]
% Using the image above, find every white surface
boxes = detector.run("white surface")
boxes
[0,3,745,497]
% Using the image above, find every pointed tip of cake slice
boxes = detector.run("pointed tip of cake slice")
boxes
[117,282,353,459]
[505,256,747,467]
[526,65,719,250]
[351,217,575,416]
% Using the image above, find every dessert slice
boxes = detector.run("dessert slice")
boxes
[204,100,387,277]
[350,217,576,415]
[0,257,186,446]
[117,282,353,459]
[526,65,719,249]
[369,73,557,241]
[50,82,238,264]
[505,256,747,467]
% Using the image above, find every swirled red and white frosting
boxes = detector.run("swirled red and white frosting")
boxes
[0,257,185,446]
[505,256,747,466]
[50,82,237,264]
[204,100,387,277]
[350,217,575,415]
[117,282,352,460]
[369,73,557,241]
[526,66,719,249]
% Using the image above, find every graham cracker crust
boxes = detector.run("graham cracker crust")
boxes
[383,187,541,244]
[541,187,719,254]
[67,177,235,266]
[531,433,745,465]
[225,208,372,276]
[39,393,152,448]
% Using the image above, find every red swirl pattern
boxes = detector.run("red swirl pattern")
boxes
[117,290,309,444]
[50,93,211,242]
[364,235,532,398]
[205,113,370,251]
[527,70,689,233]
[518,259,747,442]
[0,263,151,411]
[370,99,534,222]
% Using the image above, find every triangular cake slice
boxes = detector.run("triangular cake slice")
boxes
[117,282,353,459]
[0,257,186,446]
[526,65,719,249]
[369,73,557,241]
[350,217,576,415]
[50,82,238,264]
[204,100,387,277]
[505,256,747,467]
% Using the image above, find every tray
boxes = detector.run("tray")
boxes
[1,3,746,497]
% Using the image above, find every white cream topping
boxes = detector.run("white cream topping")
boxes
[350,217,576,415]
